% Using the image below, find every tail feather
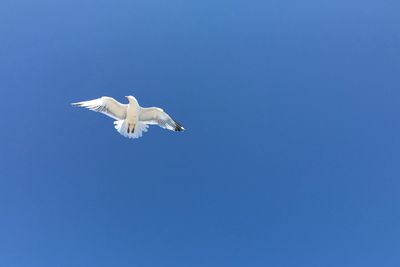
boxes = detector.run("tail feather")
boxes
[113,120,148,139]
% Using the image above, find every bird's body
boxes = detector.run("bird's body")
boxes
[125,97,139,134]
[72,96,185,139]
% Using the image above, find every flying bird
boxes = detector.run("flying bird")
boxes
[72,96,185,139]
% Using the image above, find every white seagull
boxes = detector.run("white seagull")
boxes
[72,96,185,139]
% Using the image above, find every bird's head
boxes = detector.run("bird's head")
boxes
[125,95,138,104]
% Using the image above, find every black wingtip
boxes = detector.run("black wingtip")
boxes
[174,120,185,132]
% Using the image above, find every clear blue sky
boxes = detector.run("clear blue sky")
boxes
[0,0,399,266]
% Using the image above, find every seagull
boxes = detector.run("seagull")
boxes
[72,96,185,139]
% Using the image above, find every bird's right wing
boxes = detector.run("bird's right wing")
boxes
[139,107,185,131]
[72,97,127,120]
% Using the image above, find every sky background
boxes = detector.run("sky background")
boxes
[0,0,400,266]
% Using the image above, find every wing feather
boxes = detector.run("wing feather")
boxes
[72,97,127,120]
[139,107,185,131]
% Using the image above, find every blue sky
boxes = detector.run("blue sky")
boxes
[0,0,399,266]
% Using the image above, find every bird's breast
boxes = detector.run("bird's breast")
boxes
[126,103,139,123]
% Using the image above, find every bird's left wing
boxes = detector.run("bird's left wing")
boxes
[139,107,185,131]
[72,96,127,120]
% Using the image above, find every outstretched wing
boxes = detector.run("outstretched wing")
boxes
[72,97,127,120]
[139,107,185,132]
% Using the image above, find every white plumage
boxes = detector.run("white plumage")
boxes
[72,96,185,139]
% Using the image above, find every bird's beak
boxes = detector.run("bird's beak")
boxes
[124,96,128,98]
